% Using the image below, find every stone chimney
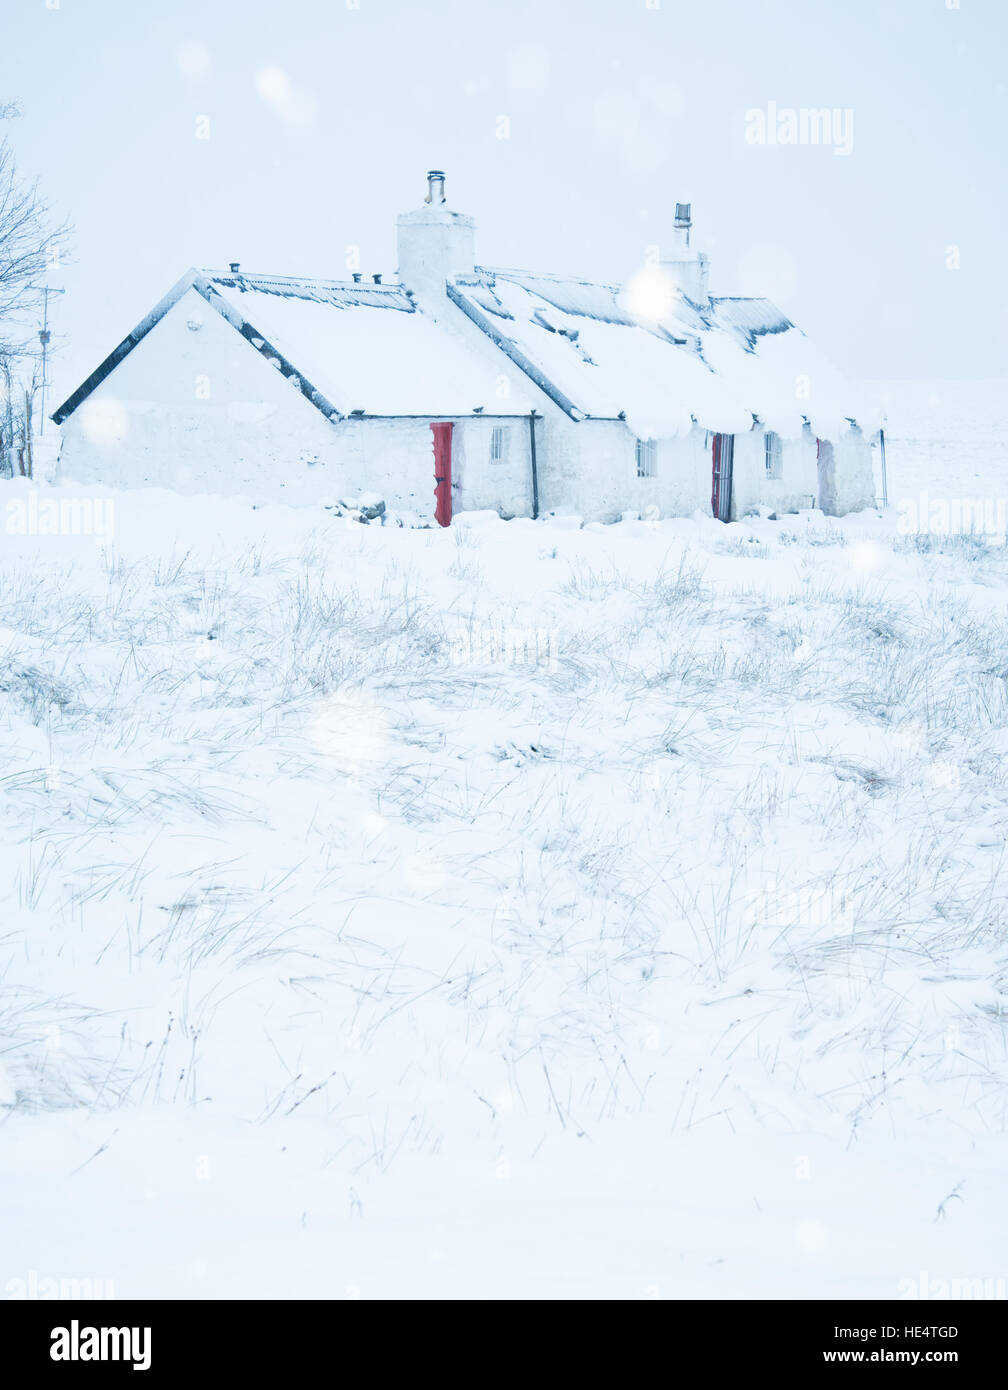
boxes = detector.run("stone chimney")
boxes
[396,169,476,300]
[660,202,710,304]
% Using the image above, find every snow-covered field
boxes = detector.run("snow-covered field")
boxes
[2,383,1007,1299]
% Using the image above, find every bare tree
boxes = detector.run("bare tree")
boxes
[0,102,65,360]
[0,354,13,477]
[0,101,66,466]
[0,354,38,477]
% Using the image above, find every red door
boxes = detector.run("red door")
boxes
[431,422,453,527]
[711,432,734,522]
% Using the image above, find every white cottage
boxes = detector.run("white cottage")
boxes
[53,171,876,525]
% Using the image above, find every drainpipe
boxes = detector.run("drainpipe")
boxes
[528,411,540,519]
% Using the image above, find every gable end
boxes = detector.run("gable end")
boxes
[52,271,344,426]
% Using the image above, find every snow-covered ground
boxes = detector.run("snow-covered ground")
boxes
[2,384,1007,1299]
[865,377,1008,508]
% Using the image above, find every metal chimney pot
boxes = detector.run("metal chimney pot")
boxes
[425,170,446,205]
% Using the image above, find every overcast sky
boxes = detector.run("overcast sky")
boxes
[3,0,1005,406]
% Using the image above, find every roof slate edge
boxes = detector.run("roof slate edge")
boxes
[196,276,345,422]
[51,270,198,424]
[446,280,585,421]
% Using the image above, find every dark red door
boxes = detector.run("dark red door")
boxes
[431,422,453,527]
[711,432,734,522]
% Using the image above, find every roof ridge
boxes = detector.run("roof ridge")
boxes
[201,268,410,297]
[483,265,623,293]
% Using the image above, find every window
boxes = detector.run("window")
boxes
[764,430,783,480]
[490,425,509,464]
[636,437,657,478]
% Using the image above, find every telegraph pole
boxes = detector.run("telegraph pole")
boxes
[37,284,64,436]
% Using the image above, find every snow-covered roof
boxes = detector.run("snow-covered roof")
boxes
[53,263,870,441]
[200,269,539,418]
[449,269,869,441]
[52,268,538,426]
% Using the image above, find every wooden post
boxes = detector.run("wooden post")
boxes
[528,411,539,520]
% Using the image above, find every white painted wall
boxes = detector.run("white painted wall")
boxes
[453,418,534,518]
[826,427,876,515]
[730,426,819,517]
[732,425,875,519]
[535,420,712,522]
[537,420,875,524]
